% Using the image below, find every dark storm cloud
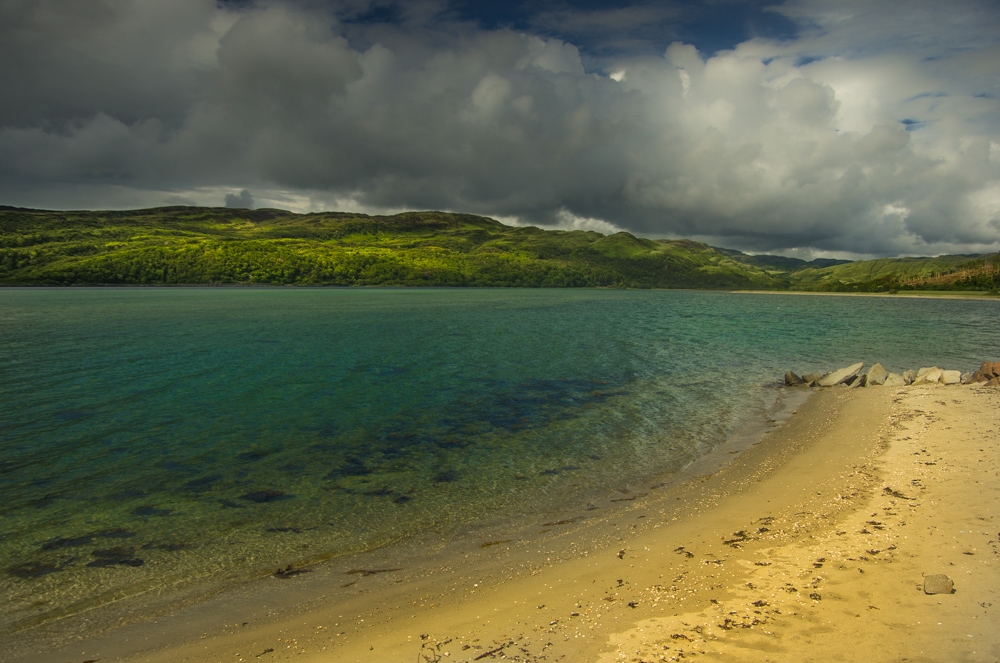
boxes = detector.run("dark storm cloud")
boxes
[225,189,255,208]
[1,0,998,257]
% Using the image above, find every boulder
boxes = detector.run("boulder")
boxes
[914,368,943,385]
[903,369,917,384]
[981,361,999,377]
[818,363,865,387]
[866,363,888,386]
[987,377,1000,387]
[784,371,806,386]
[848,373,867,389]
[960,372,976,384]
[884,373,906,387]
[802,374,821,386]
[916,366,936,378]
[941,370,961,385]
[923,574,954,595]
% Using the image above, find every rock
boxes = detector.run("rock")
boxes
[784,371,806,386]
[916,366,936,378]
[960,372,975,384]
[884,373,906,387]
[818,363,865,387]
[866,363,888,386]
[981,361,999,377]
[903,369,917,384]
[914,368,943,385]
[987,377,1000,387]
[941,370,961,385]
[847,373,867,389]
[802,374,821,386]
[923,574,954,595]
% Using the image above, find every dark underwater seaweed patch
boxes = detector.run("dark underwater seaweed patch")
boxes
[240,489,292,504]
[158,460,195,473]
[54,410,90,421]
[8,560,62,579]
[41,527,134,551]
[141,542,190,551]
[433,471,458,483]
[132,505,173,517]
[362,486,395,497]
[108,489,149,502]
[266,526,314,533]
[185,474,222,492]
[324,457,374,480]
[87,545,144,568]
[237,449,274,462]
[393,494,412,504]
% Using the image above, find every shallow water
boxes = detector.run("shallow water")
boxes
[1,288,997,643]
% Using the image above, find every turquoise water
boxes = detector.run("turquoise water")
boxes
[1,288,998,644]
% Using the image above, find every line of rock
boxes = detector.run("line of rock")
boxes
[784,361,1000,389]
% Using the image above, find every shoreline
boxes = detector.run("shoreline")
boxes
[732,289,999,301]
[26,383,1000,662]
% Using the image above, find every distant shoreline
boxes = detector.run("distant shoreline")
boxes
[733,289,999,301]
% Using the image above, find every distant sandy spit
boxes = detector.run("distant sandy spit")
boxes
[39,385,1000,663]
[733,290,999,301]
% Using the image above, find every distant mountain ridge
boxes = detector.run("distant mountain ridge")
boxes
[0,206,997,292]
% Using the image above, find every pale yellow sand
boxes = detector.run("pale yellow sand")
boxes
[41,384,1000,663]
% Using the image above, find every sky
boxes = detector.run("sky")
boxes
[2,0,999,258]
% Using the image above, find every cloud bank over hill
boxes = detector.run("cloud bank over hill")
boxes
[1,0,998,257]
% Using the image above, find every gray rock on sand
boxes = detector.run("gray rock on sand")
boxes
[914,368,943,385]
[923,574,954,595]
[818,363,865,387]
[941,370,961,385]
[884,373,906,387]
[784,371,806,386]
[866,363,888,386]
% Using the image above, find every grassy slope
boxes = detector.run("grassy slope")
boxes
[0,207,787,289]
[1,206,996,291]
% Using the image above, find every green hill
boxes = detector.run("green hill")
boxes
[1,206,996,292]
[0,207,787,289]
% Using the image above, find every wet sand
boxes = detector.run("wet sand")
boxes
[32,383,1000,663]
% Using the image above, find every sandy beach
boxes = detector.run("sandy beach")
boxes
[32,382,1000,663]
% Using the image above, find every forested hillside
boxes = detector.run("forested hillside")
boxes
[1,206,996,292]
[0,207,786,289]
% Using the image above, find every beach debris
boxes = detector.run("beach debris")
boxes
[542,517,580,526]
[344,568,401,577]
[480,540,512,548]
[883,487,912,499]
[723,530,750,547]
[274,564,312,578]
[255,647,274,657]
[923,574,955,594]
